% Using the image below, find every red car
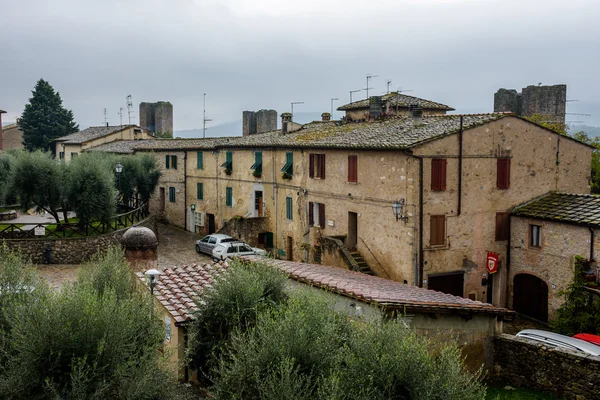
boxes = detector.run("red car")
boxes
[573,333,600,346]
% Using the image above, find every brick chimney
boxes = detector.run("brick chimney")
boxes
[321,112,331,121]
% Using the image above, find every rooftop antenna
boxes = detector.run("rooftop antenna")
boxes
[366,74,378,98]
[291,101,304,119]
[330,98,338,117]
[126,95,133,125]
[397,87,413,93]
[203,93,212,139]
[386,80,392,94]
[350,89,363,103]
[103,108,108,126]
[118,108,124,127]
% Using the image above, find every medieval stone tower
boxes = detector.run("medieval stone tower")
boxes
[242,109,277,136]
[494,84,567,123]
[139,101,174,137]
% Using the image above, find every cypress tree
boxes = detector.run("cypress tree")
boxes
[18,79,79,152]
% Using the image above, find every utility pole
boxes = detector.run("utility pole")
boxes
[118,108,124,127]
[366,74,378,98]
[126,95,133,125]
[203,93,212,139]
[291,101,304,119]
[330,98,338,117]
[350,89,362,103]
[103,108,108,126]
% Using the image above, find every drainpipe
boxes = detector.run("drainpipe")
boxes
[458,116,463,216]
[505,215,512,308]
[405,150,424,287]
[589,227,595,262]
[183,151,188,231]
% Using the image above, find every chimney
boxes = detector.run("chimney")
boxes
[321,112,331,122]
[410,105,423,126]
[281,112,292,135]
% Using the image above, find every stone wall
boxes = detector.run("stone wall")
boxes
[242,109,277,136]
[139,101,173,136]
[1,216,157,264]
[217,216,269,247]
[493,84,567,123]
[492,334,600,400]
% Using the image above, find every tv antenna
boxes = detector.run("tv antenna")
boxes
[366,74,378,98]
[203,93,212,139]
[330,98,338,117]
[349,89,363,103]
[386,80,392,94]
[126,95,133,125]
[118,108,124,127]
[103,108,108,126]
[397,87,413,93]
[291,101,304,119]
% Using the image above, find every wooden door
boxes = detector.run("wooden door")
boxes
[255,191,263,217]
[207,213,216,234]
[513,274,548,322]
[159,188,165,212]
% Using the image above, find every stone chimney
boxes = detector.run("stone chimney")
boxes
[321,112,331,122]
[281,112,292,135]
[410,106,423,126]
[120,226,158,271]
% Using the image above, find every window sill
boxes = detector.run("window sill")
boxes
[425,245,449,251]
[348,181,358,185]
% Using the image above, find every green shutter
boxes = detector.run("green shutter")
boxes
[226,151,232,163]
[251,151,263,173]
[172,155,177,169]
[226,187,232,207]
[221,151,233,170]
[165,155,170,169]
[282,152,293,175]
[197,182,203,200]
[197,152,203,169]
[169,187,176,203]
[286,197,293,220]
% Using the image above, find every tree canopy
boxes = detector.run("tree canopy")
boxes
[18,79,79,152]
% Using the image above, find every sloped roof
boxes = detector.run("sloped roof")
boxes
[136,262,228,324]
[56,125,136,144]
[511,192,600,228]
[241,256,510,316]
[337,92,454,111]
[1,123,20,131]
[86,139,151,154]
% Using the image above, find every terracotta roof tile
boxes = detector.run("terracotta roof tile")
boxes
[512,192,600,228]
[56,125,138,144]
[337,92,454,111]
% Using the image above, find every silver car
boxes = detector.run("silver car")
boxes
[195,234,236,256]
[516,329,600,356]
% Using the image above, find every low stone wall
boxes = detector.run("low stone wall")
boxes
[0,210,17,221]
[1,216,157,264]
[218,217,268,247]
[492,334,600,400]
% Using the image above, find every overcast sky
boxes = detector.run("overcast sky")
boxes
[1,0,599,132]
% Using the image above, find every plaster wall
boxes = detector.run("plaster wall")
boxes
[56,127,152,161]
[344,108,446,121]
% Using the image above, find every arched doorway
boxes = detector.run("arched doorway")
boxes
[513,274,549,322]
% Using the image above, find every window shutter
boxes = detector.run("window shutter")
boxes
[431,159,447,191]
[287,152,293,175]
[172,155,177,170]
[320,154,326,179]
[505,159,511,189]
[319,203,325,228]
[165,155,170,169]
[197,152,203,169]
[495,212,509,241]
[348,155,358,183]
[497,159,510,189]
[197,182,203,200]
[226,187,232,207]
[286,197,293,220]
[430,215,445,246]
[309,202,314,226]
[309,154,315,178]
[441,159,447,191]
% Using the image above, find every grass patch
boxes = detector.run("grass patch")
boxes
[486,385,561,400]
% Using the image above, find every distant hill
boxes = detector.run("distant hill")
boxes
[570,124,600,138]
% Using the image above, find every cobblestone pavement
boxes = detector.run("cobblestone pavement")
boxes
[503,313,549,335]
[36,264,80,290]
[157,223,213,268]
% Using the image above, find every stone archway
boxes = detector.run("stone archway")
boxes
[513,273,549,322]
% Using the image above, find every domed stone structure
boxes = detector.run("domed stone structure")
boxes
[121,226,158,270]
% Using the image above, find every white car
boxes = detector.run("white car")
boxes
[212,242,266,261]
[516,329,600,356]
[195,234,236,256]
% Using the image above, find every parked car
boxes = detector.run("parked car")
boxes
[212,242,258,261]
[195,234,236,255]
[516,329,600,356]
[573,333,600,346]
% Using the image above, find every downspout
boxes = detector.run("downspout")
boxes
[505,215,512,308]
[458,116,463,216]
[183,151,188,231]
[589,227,595,262]
[418,156,424,287]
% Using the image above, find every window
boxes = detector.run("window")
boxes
[226,187,233,207]
[431,158,447,191]
[348,155,358,183]
[251,151,262,174]
[497,158,511,189]
[197,182,204,200]
[71,152,78,158]
[309,153,326,179]
[208,237,217,244]
[530,224,542,248]
[308,202,326,228]
[165,155,177,169]
[430,215,446,246]
[168,187,176,203]
[281,152,293,175]
[196,151,203,170]
[286,197,293,220]
[221,151,233,172]
[495,213,510,241]
[59,152,65,160]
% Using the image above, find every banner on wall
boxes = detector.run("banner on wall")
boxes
[487,252,499,274]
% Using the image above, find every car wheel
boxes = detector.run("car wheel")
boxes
[213,257,219,262]
[196,245,201,254]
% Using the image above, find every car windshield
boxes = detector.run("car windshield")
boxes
[240,245,253,252]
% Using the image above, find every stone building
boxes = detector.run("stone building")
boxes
[0,123,24,150]
[243,109,277,136]
[337,92,454,121]
[139,101,174,137]
[54,125,153,162]
[494,84,567,123]
[510,192,600,321]
[133,110,592,308]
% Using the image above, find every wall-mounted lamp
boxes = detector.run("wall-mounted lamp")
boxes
[190,204,196,211]
[392,199,408,222]
[145,269,161,295]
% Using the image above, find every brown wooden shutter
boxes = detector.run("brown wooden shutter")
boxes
[495,212,509,241]
[320,154,326,179]
[319,203,326,228]
[309,154,315,178]
[430,215,445,246]
[497,159,511,189]
[348,155,357,183]
[431,159,447,191]
[441,159,447,191]
[309,202,314,226]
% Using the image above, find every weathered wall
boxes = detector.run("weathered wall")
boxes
[217,216,269,247]
[492,334,600,400]
[154,102,174,136]
[0,124,24,150]
[1,216,157,264]
[510,217,599,320]
[344,108,446,121]
[493,85,567,123]
[150,150,186,228]
[493,89,521,114]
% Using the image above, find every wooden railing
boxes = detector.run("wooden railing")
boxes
[0,203,149,240]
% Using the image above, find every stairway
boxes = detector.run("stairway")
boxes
[348,250,375,276]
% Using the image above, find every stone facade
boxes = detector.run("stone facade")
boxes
[0,123,24,150]
[494,84,567,123]
[139,101,173,137]
[492,334,600,400]
[1,216,157,264]
[242,109,277,136]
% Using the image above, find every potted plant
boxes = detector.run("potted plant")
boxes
[282,172,292,180]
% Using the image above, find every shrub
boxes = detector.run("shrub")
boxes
[187,259,288,380]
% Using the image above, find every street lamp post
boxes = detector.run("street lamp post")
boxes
[145,269,161,296]
[115,162,123,207]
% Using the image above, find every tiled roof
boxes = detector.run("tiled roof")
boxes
[1,123,19,131]
[87,140,150,154]
[337,92,454,111]
[133,114,506,152]
[241,256,510,316]
[511,192,600,227]
[136,262,228,324]
[56,125,136,144]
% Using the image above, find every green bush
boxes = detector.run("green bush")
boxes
[188,259,288,380]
